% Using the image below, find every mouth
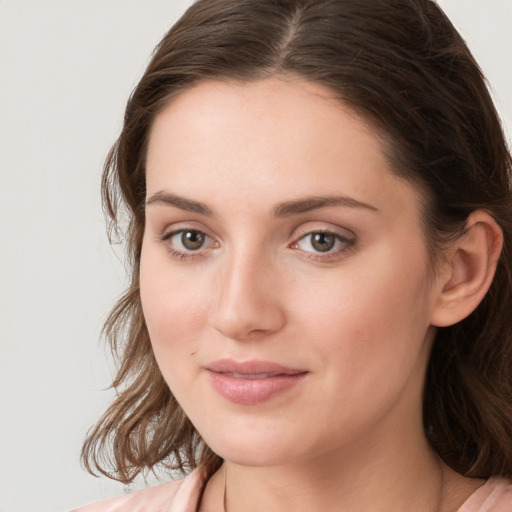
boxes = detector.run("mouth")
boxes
[220,372,293,379]
[205,359,308,405]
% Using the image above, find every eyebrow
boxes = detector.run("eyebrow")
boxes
[145,191,378,217]
[273,195,379,217]
[146,191,213,216]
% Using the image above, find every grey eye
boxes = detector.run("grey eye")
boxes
[294,230,354,256]
[310,233,336,252]
[180,230,206,250]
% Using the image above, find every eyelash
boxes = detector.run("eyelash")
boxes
[160,228,355,262]
[290,231,356,262]
[161,229,216,261]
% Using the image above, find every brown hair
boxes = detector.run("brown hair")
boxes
[82,0,512,482]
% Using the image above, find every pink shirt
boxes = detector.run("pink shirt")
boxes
[73,471,512,512]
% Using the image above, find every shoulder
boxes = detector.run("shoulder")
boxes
[459,477,512,512]
[72,469,205,512]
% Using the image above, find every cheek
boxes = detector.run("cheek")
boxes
[286,264,433,448]
[292,246,433,379]
[139,248,210,367]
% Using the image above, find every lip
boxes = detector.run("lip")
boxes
[205,359,308,405]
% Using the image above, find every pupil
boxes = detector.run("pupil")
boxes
[182,231,204,250]
[311,233,335,252]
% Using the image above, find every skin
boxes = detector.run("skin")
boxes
[140,77,488,511]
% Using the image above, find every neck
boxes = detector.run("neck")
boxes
[221,430,446,512]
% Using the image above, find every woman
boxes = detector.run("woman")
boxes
[76,0,512,510]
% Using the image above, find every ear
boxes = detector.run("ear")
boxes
[430,210,503,327]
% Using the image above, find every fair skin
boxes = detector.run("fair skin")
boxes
[140,77,502,511]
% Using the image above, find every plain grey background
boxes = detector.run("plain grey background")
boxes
[0,1,511,511]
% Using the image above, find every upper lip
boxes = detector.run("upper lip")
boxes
[206,359,307,376]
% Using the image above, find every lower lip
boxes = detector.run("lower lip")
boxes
[206,371,307,405]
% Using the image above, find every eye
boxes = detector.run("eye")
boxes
[162,229,216,257]
[176,230,207,251]
[294,231,354,255]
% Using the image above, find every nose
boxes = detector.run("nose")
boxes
[209,249,286,342]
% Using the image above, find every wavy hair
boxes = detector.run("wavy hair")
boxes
[82,0,512,482]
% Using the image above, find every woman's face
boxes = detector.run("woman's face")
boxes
[141,77,442,467]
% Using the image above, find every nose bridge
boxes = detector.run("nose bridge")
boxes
[210,242,285,340]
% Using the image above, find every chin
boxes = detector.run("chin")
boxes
[198,423,316,468]
[214,444,299,468]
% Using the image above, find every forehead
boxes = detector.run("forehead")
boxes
[145,77,422,222]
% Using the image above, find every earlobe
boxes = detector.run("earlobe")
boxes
[430,211,503,328]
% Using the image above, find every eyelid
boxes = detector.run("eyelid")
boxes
[161,227,209,241]
[289,224,357,261]
[158,217,218,242]
[160,225,219,260]
[291,222,356,242]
